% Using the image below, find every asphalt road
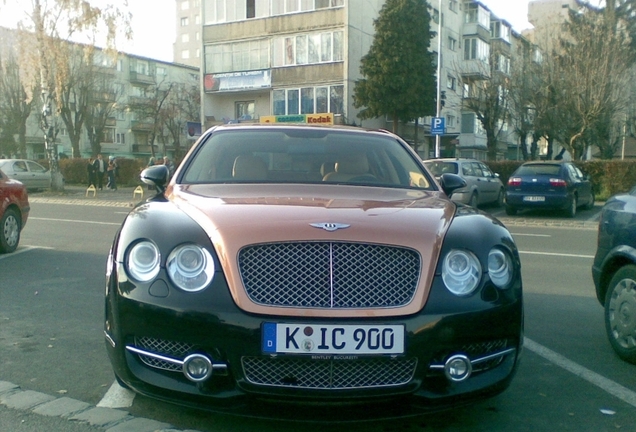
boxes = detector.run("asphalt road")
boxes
[1,191,635,431]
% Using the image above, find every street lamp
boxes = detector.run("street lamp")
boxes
[435,0,442,158]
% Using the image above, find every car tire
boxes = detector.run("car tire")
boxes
[584,192,595,210]
[496,189,504,207]
[565,196,577,218]
[505,205,517,216]
[0,207,21,254]
[468,192,478,208]
[604,265,636,364]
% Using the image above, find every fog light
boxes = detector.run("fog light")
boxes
[183,354,213,382]
[444,354,472,382]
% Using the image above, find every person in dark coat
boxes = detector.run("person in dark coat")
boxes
[93,154,106,190]
[87,157,97,187]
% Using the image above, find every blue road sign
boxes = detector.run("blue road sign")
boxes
[431,117,445,135]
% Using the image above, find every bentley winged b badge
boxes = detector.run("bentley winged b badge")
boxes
[310,222,351,232]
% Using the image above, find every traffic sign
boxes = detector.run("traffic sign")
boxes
[431,117,445,135]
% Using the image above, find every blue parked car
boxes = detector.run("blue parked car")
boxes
[505,161,594,217]
[592,186,636,364]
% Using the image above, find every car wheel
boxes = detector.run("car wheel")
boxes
[496,189,504,207]
[505,205,517,216]
[604,265,636,364]
[0,207,21,254]
[565,196,577,218]
[584,192,595,210]
[468,192,478,208]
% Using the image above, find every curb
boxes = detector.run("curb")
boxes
[0,381,201,432]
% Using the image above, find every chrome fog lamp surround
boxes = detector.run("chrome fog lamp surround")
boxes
[442,249,481,296]
[183,353,213,382]
[167,244,215,292]
[488,248,513,288]
[444,354,472,382]
[127,241,161,282]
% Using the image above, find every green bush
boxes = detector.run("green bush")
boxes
[38,157,148,187]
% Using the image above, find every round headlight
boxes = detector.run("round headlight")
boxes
[127,241,160,282]
[488,248,513,288]
[167,244,214,292]
[442,249,481,296]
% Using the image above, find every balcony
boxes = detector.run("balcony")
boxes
[91,91,117,103]
[131,120,155,131]
[132,144,159,154]
[459,59,490,80]
[105,117,117,127]
[128,95,152,106]
[129,71,155,85]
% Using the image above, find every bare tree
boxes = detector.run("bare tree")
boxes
[161,80,200,160]
[129,78,173,159]
[15,0,130,190]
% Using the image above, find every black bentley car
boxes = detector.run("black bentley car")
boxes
[104,124,524,420]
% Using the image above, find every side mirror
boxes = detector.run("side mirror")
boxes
[440,173,467,198]
[141,164,169,195]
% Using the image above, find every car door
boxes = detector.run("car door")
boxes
[26,161,50,189]
[568,163,592,206]
[476,162,500,204]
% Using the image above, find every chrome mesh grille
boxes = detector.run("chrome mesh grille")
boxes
[134,337,194,371]
[238,242,420,308]
[242,356,418,389]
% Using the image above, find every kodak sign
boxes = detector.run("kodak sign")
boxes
[260,113,334,125]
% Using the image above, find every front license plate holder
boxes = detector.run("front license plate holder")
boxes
[262,323,405,355]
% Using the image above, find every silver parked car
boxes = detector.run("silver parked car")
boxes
[0,159,51,190]
[423,158,505,208]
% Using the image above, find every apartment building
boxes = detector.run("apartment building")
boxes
[174,0,203,67]
[192,0,529,160]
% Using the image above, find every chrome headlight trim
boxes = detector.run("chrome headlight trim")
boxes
[442,249,482,296]
[488,248,513,289]
[167,244,215,292]
[126,240,161,282]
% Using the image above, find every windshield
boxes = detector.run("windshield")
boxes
[181,128,433,190]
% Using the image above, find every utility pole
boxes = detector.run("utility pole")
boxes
[435,0,442,158]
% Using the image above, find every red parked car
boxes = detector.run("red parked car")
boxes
[0,168,30,253]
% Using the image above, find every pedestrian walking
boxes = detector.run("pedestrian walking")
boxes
[107,156,118,190]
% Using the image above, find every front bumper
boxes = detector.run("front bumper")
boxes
[105,264,523,420]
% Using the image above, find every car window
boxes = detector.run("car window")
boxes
[13,161,28,172]
[423,161,458,175]
[27,161,46,173]
[462,163,475,176]
[182,129,433,190]
[479,163,493,177]
[515,164,560,176]
[470,162,484,177]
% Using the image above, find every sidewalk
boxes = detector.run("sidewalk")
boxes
[28,184,152,207]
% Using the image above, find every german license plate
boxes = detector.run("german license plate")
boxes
[262,323,405,355]
[523,196,545,202]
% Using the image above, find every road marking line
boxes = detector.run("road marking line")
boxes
[519,250,594,259]
[0,245,53,260]
[524,337,636,408]
[30,217,121,226]
[97,381,136,408]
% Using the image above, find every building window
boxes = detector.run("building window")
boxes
[272,85,344,115]
[449,0,457,12]
[181,1,190,10]
[447,36,456,51]
[464,3,489,29]
[136,60,148,75]
[182,49,190,59]
[157,66,167,76]
[463,37,489,61]
[195,15,200,24]
[272,30,344,67]
[247,0,255,18]
[181,33,190,43]
[447,75,456,90]
[431,8,439,24]
[235,101,255,119]
[491,21,511,43]
[116,59,123,71]
[116,132,126,144]
[205,39,269,74]
[494,54,510,74]
[447,115,456,127]
[181,17,189,26]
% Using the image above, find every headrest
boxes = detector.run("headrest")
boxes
[335,154,369,175]
[232,155,268,180]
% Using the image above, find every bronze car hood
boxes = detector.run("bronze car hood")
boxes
[167,183,456,317]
